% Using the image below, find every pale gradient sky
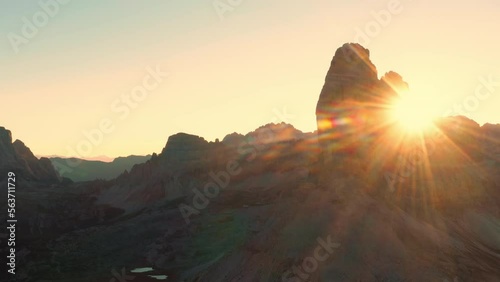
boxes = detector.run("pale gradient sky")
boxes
[1,0,499,159]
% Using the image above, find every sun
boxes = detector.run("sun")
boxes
[390,92,437,133]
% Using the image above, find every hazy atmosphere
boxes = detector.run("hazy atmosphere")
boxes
[1,1,500,281]
[1,0,499,158]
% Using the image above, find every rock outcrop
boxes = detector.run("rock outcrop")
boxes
[0,126,60,183]
[316,43,407,166]
[0,127,19,176]
[379,71,409,97]
[317,43,378,104]
[316,43,377,164]
[159,133,211,165]
[0,127,17,162]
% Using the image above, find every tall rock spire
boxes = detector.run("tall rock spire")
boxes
[315,43,407,169]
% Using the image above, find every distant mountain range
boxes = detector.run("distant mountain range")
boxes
[49,155,151,182]
[40,154,115,162]
[0,43,499,281]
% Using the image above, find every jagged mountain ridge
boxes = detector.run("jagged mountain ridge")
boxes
[0,43,499,281]
[97,122,316,209]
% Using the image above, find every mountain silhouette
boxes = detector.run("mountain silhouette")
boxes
[0,43,499,281]
[0,126,61,184]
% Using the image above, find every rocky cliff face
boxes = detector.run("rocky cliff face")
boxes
[317,43,378,164]
[159,133,211,165]
[100,132,228,208]
[316,43,408,167]
[314,44,500,201]
[317,43,378,105]
[0,127,16,161]
[0,127,60,183]
[0,127,18,174]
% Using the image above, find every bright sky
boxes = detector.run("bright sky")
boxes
[1,0,499,159]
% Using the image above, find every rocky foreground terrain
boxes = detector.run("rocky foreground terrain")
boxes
[1,43,499,281]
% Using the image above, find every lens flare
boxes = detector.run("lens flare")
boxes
[390,92,438,133]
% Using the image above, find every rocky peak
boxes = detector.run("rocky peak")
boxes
[0,127,16,162]
[13,139,37,161]
[379,71,409,100]
[316,43,384,164]
[317,43,378,108]
[247,122,304,145]
[381,71,408,90]
[0,126,13,144]
[159,133,210,164]
[222,132,246,148]
[0,127,60,183]
[481,123,500,137]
